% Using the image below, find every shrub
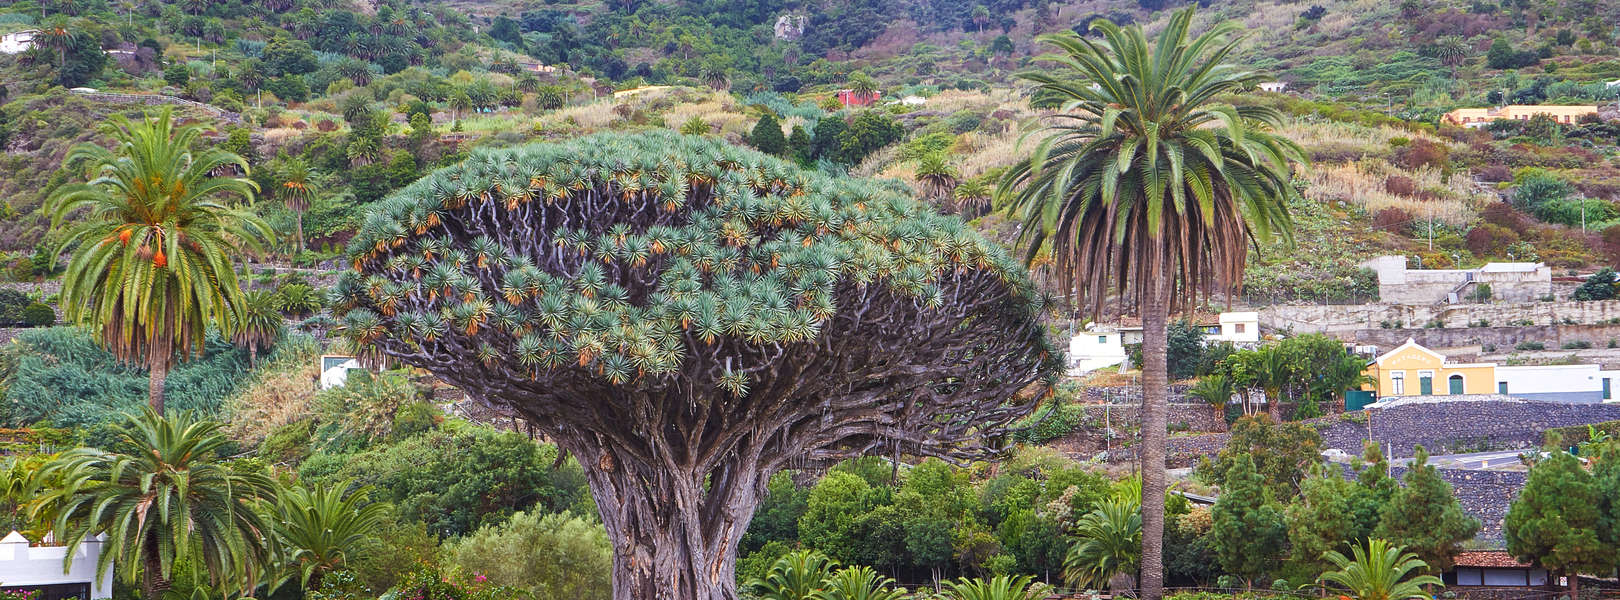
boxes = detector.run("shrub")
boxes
[442,511,613,600]
[1384,175,1419,196]
[0,289,28,324]
[19,303,53,327]
[1465,223,1519,257]
[1477,165,1512,182]
[1372,207,1411,232]
[1561,341,1592,349]
[1012,401,1085,444]
[1514,341,1546,351]
[1393,138,1449,171]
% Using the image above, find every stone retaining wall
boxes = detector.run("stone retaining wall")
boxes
[1078,403,1226,434]
[1260,300,1620,333]
[1342,324,1620,352]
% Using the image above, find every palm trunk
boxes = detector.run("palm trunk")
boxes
[148,355,167,414]
[295,210,306,254]
[1138,272,1169,600]
[142,537,170,600]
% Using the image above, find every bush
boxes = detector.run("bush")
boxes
[442,511,613,600]
[1477,165,1512,182]
[1465,223,1519,257]
[1372,207,1411,233]
[1573,268,1618,301]
[1392,138,1449,171]
[1514,341,1546,351]
[19,302,53,327]
[0,289,28,324]
[1384,175,1419,196]
[1012,401,1085,444]
[1561,341,1592,349]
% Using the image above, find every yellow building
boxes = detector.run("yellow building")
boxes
[1442,105,1597,128]
[1362,338,1497,397]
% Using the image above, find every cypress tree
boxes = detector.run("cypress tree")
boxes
[1211,453,1286,585]
[1285,468,1374,573]
[1505,452,1614,596]
[1373,447,1479,572]
[787,125,812,165]
[750,112,786,156]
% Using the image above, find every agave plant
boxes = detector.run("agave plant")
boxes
[1318,539,1443,600]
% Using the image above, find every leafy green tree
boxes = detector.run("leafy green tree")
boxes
[1203,415,1323,498]
[331,132,1055,599]
[35,410,274,600]
[747,550,837,600]
[263,35,319,76]
[165,62,191,87]
[1318,539,1444,600]
[48,108,268,413]
[1593,447,1620,559]
[1372,448,1479,572]
[811,115,848,161]
[1063,496,1141,589]
[1504,451,1613,596]
[1210,453,1286,586]
[944,574,1044,600]
[751,112,787,156]
[743,471,810,553]
[835,111,904,165]
[269,482,390,591]
[443,510,613,600]
[787,125,813,164]
[996,8,1303,597]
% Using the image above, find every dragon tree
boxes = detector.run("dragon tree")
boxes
[333,132,1057,600]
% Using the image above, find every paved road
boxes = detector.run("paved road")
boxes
[1393,450,1528,470]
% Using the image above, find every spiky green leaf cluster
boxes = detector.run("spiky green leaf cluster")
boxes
[336,132,1055,392]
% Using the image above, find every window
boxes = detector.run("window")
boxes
[1456,568,1483,586]
[1499,381,1508,394]
[1202,326,1220,335]
[1419,370,1435,395]
[1235,323,1246,333]
[1097,336,1107,344]
[1391,371,1405,395]
[1604,378,1611,400]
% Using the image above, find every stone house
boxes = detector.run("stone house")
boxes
[1360,255,1552,305]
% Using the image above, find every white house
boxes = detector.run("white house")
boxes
[0,531,113,599]
[1066,326,1128,375]
[319,355,363,389]
[1257,81,1288,93]
[0,30,36,54]
[1496,363,1620,403]
[1209,312,1260,344]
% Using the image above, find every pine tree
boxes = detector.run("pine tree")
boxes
[1505,452,1614,596]
[1372,447,1479,572]
[1210,453,1286,585]
[750,112,787,156]
[1285,468,1374,573]
[787,125,812,165]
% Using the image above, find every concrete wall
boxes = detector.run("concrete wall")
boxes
[1342,323,1620,353]
[1260,300,1620,333]
[0,536,113,598]
[1497,364,1610,403]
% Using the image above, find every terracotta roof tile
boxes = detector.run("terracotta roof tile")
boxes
[1453,550,1530,568]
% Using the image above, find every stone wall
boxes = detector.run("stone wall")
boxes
[1260,300,1620,333]
[1343,324,1620,352]
[1079,403,1226,434]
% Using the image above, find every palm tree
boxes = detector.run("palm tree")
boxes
[748,550,838,600]
[811,566,905,600]
[699,63,731,91]
[1318,539,1444,600]
[48,108,269,413]
[953,179,992,217]
[915,153,960,203]
[944,574,1044,600]
[1063,496,1143,590]
[848,72,879,103]
[268,482,389,591]
[276,158,318,253]
[233,288,283,365]
[34,410,275,600]
[1187,374,1234,431]
[995,8,1303,599]
[1433,35,1471,67]
[1321,352,1373,411]
[35,17,77,68]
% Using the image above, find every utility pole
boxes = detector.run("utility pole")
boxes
[1428,207,1434,251]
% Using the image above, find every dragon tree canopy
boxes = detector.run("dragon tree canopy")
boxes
[332,131,1058,600]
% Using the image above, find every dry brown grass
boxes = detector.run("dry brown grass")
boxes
[1302,159,1486,227]
[224,354,321,446]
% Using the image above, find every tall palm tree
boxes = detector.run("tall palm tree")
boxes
[35,17,77,68]
[48,108,269,413]
[276,158,318,253]
[748,550,838,600]
[996,8,1303,599]
[848,72,879,103]
[944,574,1045,600]
[1318,539,1444,600]
[268,482,389,591]
[34,410,275,600]
[233,288,283,365]
[1063,496,1143,590]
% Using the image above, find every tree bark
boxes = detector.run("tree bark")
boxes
[560,432,762,600]
[295,210,306,254]
[148,355,167,414]
[1138,271,1169,600]
[142,536,170,600]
